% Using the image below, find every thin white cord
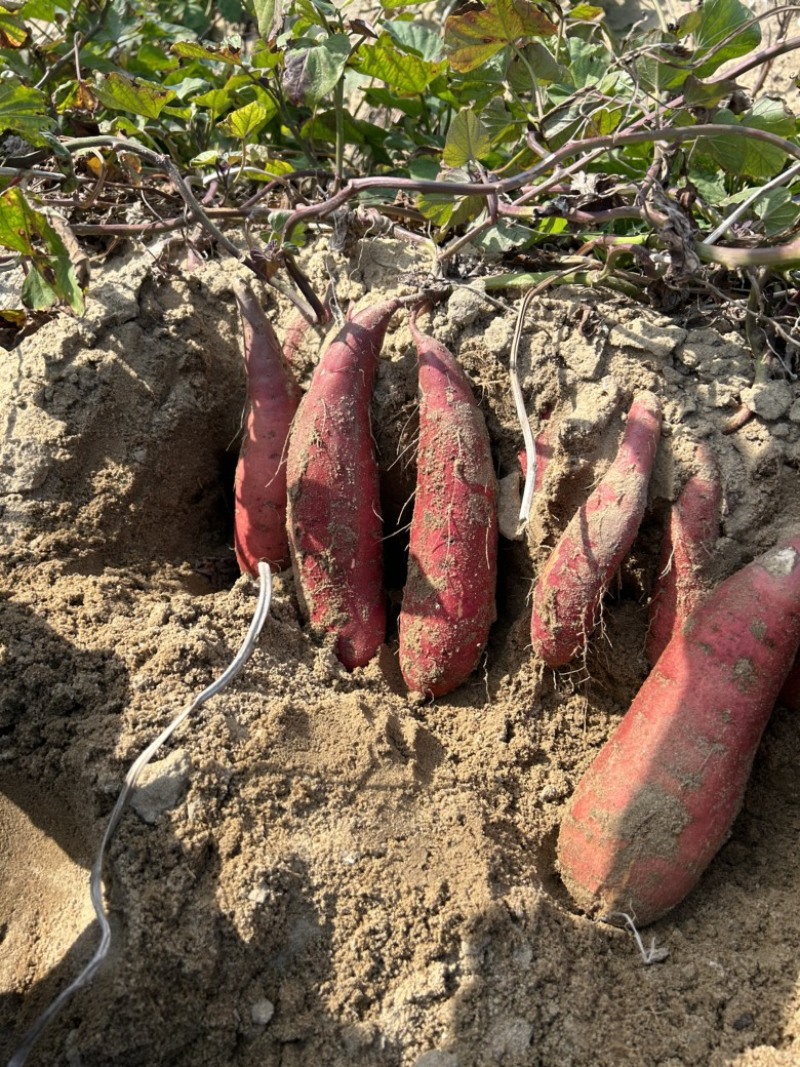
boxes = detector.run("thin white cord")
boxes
[510,286,538,533]
[8,563,273,1067]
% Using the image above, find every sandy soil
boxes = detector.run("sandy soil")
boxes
[3,5,800,1058]
[1,224,799,1067]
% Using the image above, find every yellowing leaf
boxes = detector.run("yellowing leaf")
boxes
[170,41,243,65]
[443,109,491,167]
[355,34,445,95]
[0,189,84,314]
[0,10,28,48]
[217,99,275,140]
[93,73,176,119]
[444,0,556,73]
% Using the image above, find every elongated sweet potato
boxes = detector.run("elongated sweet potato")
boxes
[233,282,302,576]
[531,391,662,667]
[286,298,400,670]
[398,314,498,697]
[646,439,721,665]
[557,536,800,926]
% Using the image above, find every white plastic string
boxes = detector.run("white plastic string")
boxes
[8,562,272,1067]
[510,286,538,533]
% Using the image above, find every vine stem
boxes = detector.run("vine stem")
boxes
[279,122,800,262]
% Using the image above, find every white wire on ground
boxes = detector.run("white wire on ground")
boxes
[8,562,273,1067]
[510,286,539,534]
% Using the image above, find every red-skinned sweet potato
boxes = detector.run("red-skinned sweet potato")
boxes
[531,391,663,667]
[647,439,721,665]
[557,536,800,926]
[398,313,498,697]
[233,282,302,577]
[286,298,400,670]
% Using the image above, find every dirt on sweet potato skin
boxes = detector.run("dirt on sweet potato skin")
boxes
[1,242,800,1067]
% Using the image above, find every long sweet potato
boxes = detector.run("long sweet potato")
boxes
[646,439,721,665]
[398,314,498,697]
[233,281,302,576]
[557,536,800,926]
[286,298,400,670]
[531,391,662,667]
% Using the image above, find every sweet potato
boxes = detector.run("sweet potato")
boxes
[646,440,721,665]
[557,536,800,926]
[530,391,662,667]
[286,298,400,670]
[398,314,498,697]
[233,281,302,577]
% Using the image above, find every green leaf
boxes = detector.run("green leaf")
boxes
[443,108,491,167]
[301,110,389,156]
[0,82,51,144]
[566,36,611,88]
[165,77,210,101]
[383,20,443,61]
[218,0,245,20]
[507,41,562,92]
[568,4,605,20]
[93,73,176,119]
[194,88,232,118]
[217,98,275,139]
[753,187,800,236]
[444,0,556,73]
[251,40,282,69]
[628,30,691,94]
[251,0,283,40]
[417,167,483,233]
[693,0,761,76]
[683,74,738,107]
[190,149,225,167]
[356,34,444,95]
[129,42,179,76]
[473,218,534,255]
[480,97,521,146]
[380,0,432,8]
[22,265,59,311]
[19,0,61,18]
[707,102,795,179]
[282,34,350,106]
[692,171,728,205]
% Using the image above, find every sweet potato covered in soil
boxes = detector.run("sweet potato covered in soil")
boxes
[646,438,722,665]
[557,536,800,927]
[398,313,498,697]
[286,298,400,670]
[232,281,302,576]
[531,391,663,667]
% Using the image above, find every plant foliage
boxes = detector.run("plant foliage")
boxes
[0,0,799,320]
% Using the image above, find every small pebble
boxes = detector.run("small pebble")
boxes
[251,998,275,1026]
[130,750,190,824]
